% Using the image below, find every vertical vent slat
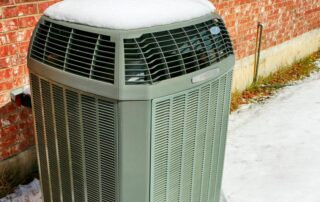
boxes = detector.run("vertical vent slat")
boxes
[201,80,220,202]
[30,20,115,84]
[167,95,186,202]
[124,18,233,85]
[52,85,73,202]
[208,74,228,201]
[66,90,86,202]
[81,95,101,202]
[152,99,170,202]
[41,80,61,202]
[213,71,233,202]
[30,74,119,202]
[151,71,233,202]
[30,74,52,202]
[191,85,211,202]
[98,99,118,202]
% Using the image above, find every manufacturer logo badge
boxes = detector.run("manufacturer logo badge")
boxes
[210,26,221,35]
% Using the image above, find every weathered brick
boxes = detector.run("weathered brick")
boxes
[15,0,40,3]
[0,68,13,81]
[0,80,14,91]
[16,4,38,17]
[1,6,18,19]
[38,1,59,13]
[0,0,14,7]
[0,92,10,107]
[12,65,25,77]
[0,19,19,32]
[0,57,11,69]
[18,16,38,28]
[16,29,34,42]
[0,43,18,57]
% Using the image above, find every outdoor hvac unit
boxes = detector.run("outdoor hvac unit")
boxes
[28,12,234,202]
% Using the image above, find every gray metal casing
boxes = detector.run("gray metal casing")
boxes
[28,13,235,202]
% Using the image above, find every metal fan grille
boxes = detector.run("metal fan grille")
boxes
[30,74,119,202]
[151,70,233,202]
[30,21,116,84]
[124,18,233,84]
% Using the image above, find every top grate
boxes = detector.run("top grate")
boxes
[124,18,233,85]
[30,20,116,84]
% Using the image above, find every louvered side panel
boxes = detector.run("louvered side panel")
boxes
[30,74,52,202]
[151,71,233,202]
[30,74,119,202]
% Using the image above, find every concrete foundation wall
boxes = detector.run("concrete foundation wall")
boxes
[232,28,320,91]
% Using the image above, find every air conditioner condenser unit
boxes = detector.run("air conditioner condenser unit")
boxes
[28,11,234,202]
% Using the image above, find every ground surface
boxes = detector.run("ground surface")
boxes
[0,179,41,202]
[222,60,320,202]
[2,61,320,202]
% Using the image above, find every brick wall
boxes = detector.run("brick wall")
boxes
[0,0,319,160]
[0,0,59,160]
[212,0,320,59]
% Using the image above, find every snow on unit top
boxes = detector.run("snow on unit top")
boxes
[44,0,216,30]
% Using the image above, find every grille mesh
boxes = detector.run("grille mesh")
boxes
[30,74,118,202]
[30,21,116,84]
[124,18,233,84]
[151,70,233,202]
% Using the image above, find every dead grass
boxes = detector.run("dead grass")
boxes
[231,50,320,112]
[0,167,20,198]
[0,163,38,198]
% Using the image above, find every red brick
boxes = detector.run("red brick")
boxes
[0,80,14,91]
[0,92,10,107]
[15,0,40,3]
[38,2,51,13]
[12,65,25,77]
[0,57,11,69]
[16,29,34,42]
[0,0,14,6]
[1,6,18,19]
[0,32,17,45]
[38,1,59,13]
[0,43,18,57]
[0,19,19,32]
[18,16,38,28]
[16,4,37,17]
[0,68,13,81]
[19,41,30,54]
[13,76,26,87]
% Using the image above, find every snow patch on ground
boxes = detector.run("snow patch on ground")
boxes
[223,60,320,202]
[0,179,42,202]
[45,0,215,29]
